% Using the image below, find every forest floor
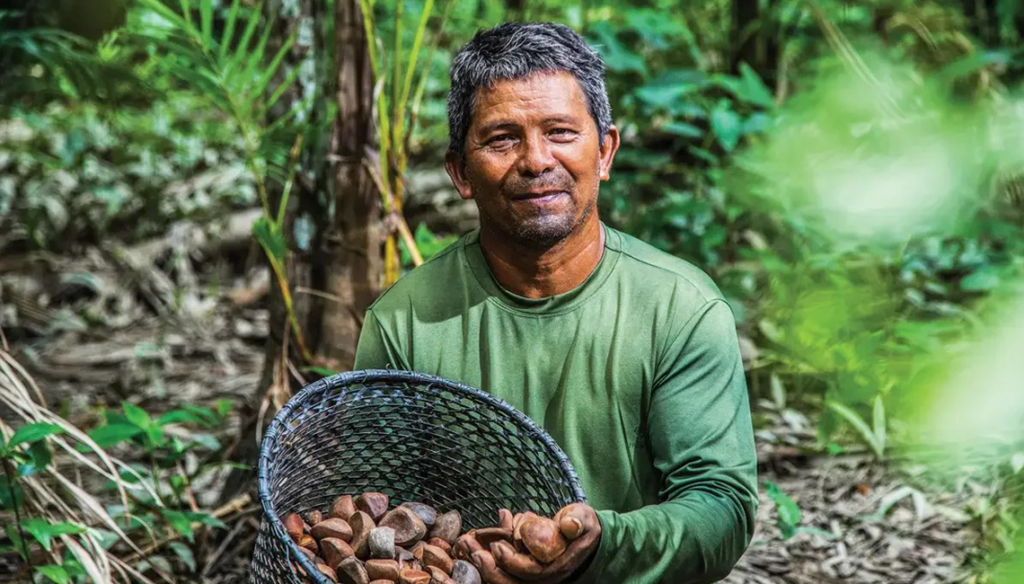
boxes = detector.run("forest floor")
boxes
[0,227,1001,584]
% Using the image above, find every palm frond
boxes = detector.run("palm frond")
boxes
[0,24,139,101]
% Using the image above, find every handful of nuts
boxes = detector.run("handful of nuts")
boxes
[284,492,573,584]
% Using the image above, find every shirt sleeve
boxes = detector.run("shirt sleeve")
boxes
[353,308,408,370]
[573,298,759,584]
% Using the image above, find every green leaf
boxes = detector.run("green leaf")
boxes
[190,433,221,451]
[122,402,152,429]
[0,476,25,511]
[200,0,214,47]
[219,0,242,61]
[635,70,705,110]
[169,541,196,572]
[938,50,1012,83]
[764,480,801,539]
[961,269,1001,291]
[872,396,886,456]
[252,216,286,263]
[226,1,263,80]
[735,63,776,108]
[246,31,296,111]
[86,424,142,448]
[827,400,884,458]
[6,423,63,451]
[21,518,86,551]
[20,441,52,477]
[161,509,195,541]
[36,565,70,584]
[215,399,233,418]
[770,374,786,410]
[157,406,218,428]
[661,121,703,138]
[5,525,26,560]
[711,102,742,152]
[588,22,647,74]
[189,511,227,529]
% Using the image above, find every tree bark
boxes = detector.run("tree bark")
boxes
[322,0,380,369]
[731,0,760,75]
[220,0,379,502]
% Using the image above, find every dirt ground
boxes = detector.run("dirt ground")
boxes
[0,236,997,583]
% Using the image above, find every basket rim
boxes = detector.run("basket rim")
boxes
[256,368,585,584]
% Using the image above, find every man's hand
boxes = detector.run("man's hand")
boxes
[453,503,601,584]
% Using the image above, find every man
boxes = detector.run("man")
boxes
[354,22,757,584]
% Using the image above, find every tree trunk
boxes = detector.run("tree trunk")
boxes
[732,0,779,88]
[323,0,380,368]
[220,0,379,502]
[731,0,760,75]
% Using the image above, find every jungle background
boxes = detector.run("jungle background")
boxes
[3,0,1024,582]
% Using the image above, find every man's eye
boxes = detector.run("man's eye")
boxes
[488,134,514,145]
[550,128,577,138]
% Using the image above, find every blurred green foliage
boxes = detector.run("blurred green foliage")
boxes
[4,0,1024,449]
[0,97,252,251]
[5,0,1024,575]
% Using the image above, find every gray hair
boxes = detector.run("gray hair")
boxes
[447,22,613,157]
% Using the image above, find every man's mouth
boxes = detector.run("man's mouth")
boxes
[513,190,568,203]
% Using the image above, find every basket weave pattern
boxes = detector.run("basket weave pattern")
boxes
[251,369,585,584]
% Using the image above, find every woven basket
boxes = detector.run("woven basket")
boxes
[251,369,586,584]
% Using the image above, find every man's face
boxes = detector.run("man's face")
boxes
[445,71,619,249]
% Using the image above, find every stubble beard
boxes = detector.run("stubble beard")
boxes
[478,190,596,250]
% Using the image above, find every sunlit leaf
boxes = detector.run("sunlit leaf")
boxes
[86,424,142,448]
[827,400,884,458]
[711,101,742,152]
[36,565,70,584]
[764,480,801,539]
[5,423,63,451]
[20,518,86,551]
[252,216,286,263]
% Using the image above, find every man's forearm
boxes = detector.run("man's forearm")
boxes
[572,485,754,584]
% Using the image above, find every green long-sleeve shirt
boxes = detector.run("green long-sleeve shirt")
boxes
[353,224,758,584]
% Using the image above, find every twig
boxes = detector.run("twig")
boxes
[3,459,31,568]
[176,460,200,513]
[200,513,252,577]
[295,286,347,303]
[124,493,253,562]
[286,358,307,387]
[362,154,424,266]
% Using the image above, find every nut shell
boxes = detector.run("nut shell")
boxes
[349,511,376,560]
[365,559,401,581]
[398,569,431,584]
[380,507,428,547]
[322,538,356,570]
[420,544,453,574]
[312,518,354,542]
[428,511,461,545]
[356,493,390,522]
[519,516,567,564]
[330,495,357,521]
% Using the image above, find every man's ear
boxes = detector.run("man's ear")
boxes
[598,125,620,181]
[445,150,474,201]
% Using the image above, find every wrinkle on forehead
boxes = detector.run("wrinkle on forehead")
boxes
[470,71,590,127]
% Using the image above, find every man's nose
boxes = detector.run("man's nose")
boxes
[518,134,556,177]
